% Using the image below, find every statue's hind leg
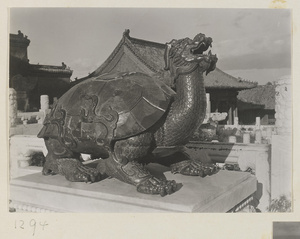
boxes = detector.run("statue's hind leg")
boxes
[170,153,218,177]
[154,151,218,177]
[98,133,177,196]
[43,138,101,182]
[43,137,73,175]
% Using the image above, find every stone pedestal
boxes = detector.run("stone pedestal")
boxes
[10,166,256,213]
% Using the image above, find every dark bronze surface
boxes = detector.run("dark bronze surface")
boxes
[38,33,218,196]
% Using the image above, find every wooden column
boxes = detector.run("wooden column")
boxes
[215,100,220,112]
[228,102,233,125]
[233,104,238,117]
[233,91,238,118]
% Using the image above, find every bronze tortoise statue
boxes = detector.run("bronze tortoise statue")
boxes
[37,33,218,196]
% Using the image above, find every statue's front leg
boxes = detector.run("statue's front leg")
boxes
[98,135,178,196]
[100,157,177,196]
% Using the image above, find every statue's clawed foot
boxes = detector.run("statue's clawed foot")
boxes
[102,158,178,196]
[137,177,178,197]
[171,160,218,177]
[55,158,102,183]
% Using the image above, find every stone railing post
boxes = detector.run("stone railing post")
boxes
[9,88,18,127]
[271,75,292,203]
[40,95,49,110]
[275,76,292,135]
[39,95,50,124]
[206,93,211,117]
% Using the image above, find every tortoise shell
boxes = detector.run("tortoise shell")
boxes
[38,72,175,144]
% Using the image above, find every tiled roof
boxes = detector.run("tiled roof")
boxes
[128,35,166,72]
[77,30,257,90]
[237,85,275,110]
[29,64,73,77]
[204,68,257,89]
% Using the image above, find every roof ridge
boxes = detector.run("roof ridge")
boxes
[29,65,73,75]
[123,29,165,48]
[129,37,166,48]
[30,63,70,69]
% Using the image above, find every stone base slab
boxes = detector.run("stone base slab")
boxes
[10,164,257,213]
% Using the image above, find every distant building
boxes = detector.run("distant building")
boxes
[73,30,257,124]
[237,85,276,125]
[204,70,257,124]
[9,31,73,112]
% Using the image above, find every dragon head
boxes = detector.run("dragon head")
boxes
[164,33,218,79]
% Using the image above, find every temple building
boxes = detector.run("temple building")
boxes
[73,30,257,124]
[9,31,73,112]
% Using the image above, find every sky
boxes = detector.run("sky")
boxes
[10,8,291,85]
[273,222,300,239]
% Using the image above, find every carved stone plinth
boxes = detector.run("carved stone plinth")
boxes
[10,165,256,213]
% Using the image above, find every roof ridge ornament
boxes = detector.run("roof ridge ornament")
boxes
[123,29,130,38]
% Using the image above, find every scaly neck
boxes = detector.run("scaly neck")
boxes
[174,69,204,114]
[155,67,207,146]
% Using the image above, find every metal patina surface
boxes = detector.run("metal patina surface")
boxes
[38,33,219,196]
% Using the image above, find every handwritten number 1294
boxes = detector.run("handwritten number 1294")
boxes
[15,220,48,236]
